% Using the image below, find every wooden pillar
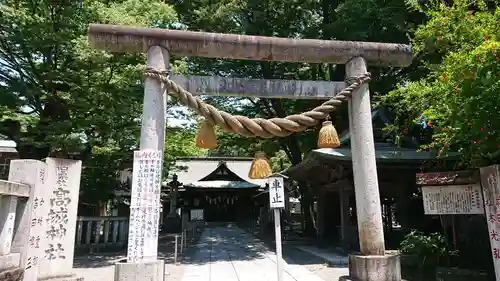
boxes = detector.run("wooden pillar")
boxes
[396,173,414,232]
[339,186,346,244]
[387,202,393,234]
[316,189,325,245]
[260,206,267,235]
[339,183,352,247]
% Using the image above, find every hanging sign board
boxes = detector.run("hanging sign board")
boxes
[190,209,204,221]
[421,184,483,215]
[268,176,285,209]
[480,165,500,281]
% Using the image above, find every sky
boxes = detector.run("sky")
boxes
[166,105,194,128]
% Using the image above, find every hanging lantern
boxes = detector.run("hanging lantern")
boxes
[195,119,218,149]
[317,120,340,148]
[248,151,272,179]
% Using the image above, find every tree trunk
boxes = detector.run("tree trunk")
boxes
[98,200,108,216]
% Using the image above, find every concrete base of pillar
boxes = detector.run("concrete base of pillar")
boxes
[114,260,165,281]
[0,253,20,271]
[339,254,401,281]
[163,215,181,233]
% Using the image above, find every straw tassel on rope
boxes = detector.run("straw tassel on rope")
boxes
[248,152,272,179]
[318,119,340,149]
[195,119,218,149]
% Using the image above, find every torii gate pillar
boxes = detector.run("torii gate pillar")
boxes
[88,24,412,281]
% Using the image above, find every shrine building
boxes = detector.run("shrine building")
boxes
[280,108,461,249]
[166,157,268,222]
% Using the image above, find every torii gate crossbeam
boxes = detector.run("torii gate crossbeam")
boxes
[88,24,411,66]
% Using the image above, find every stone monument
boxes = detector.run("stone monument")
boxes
[8,158,83,281]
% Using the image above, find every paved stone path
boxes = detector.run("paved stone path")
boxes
[73,239,183,281]
[73,225,348,281]
[73,254,184,281]
[181,225,343,281]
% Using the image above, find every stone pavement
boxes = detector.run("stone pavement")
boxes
[72,253,184,281]
[72,238,184,281]
[71,225,348,281]
[181,224,348,281]
[295,245,349,266]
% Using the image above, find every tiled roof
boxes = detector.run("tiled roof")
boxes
[0,140,17,153]
[0,147,17,153]
[185,180,260,189]
[170,157,267,187]
[312,143,461,163]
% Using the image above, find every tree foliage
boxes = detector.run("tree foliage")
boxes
[165,127,207,169]
[0,0,177,159]
[0,1,204,205]
[379,0,499,167]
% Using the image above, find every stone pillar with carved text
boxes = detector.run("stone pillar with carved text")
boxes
[480,165,500,281]
[8,158,83,281]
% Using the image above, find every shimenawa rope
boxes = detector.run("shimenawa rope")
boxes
[144,68,370,138]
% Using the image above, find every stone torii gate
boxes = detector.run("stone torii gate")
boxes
[87,24,412,281]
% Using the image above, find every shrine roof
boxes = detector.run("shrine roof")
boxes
[169,157,267,188]
[184,180,260,189]
[282,143,462,182]
[0,146,17,153]
[310,143,461,163]
[0,140,17,153]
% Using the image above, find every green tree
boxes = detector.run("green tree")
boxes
[379,0,499,167]
[0,0,197,210]
[0,0,177,159]
[165,126,207,170]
